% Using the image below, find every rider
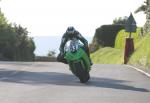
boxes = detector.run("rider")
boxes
[57,26,92,65]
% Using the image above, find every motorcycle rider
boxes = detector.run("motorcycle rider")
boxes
[57,26,93,65]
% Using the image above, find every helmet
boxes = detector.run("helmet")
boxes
[66,26,75,34]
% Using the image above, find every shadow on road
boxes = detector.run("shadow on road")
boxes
[0,69,149,92]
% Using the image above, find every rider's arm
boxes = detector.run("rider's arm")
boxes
[76,31,90,57]
[76,31,88,46]
[59,34,68,55]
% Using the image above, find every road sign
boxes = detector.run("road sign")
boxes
[125,13,137,33]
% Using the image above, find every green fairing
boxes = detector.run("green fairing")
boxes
[64,48,91,71]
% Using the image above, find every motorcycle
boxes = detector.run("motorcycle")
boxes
[64,39,91,83]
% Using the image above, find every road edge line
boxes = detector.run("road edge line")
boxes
[126,65,150,77]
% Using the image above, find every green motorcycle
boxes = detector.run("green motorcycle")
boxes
[64,39,91,83]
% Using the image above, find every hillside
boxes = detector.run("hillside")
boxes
[91,47,123,64]
[128,35,150,73]
[91,28,141,64]
[114,28,141,49]
[91,28,150,72]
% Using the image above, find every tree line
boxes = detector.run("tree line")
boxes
[0,10,35,61]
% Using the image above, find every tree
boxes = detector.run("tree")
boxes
[134,0,149,14]
[0,10,36,61]
[0,10,17,60]
[113,16,128,25]
[13,24,36,61]
[47,50,56,57]
[0,9,8,25]
[135,0,150,34]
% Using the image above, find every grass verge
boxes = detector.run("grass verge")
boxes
[91,47,124,64]
[91,28,150,72]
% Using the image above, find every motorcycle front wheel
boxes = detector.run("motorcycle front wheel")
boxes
[74,62,90,83]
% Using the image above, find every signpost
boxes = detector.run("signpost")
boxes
[125,13,137,37]
[124,13,137,64]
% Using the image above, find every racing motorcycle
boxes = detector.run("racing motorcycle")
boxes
[64,38,91,83]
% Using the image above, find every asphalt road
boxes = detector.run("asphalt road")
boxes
[0,62,150,103]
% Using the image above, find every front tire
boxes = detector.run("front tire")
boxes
[74,62,90,83]
[80,72,90,83]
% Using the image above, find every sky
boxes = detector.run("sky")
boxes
[0,0,146,37]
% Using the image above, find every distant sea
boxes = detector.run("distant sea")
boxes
[32,36,93,56]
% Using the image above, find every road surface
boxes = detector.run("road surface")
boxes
[0,62,150,103]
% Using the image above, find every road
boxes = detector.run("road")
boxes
[0,62,150,103]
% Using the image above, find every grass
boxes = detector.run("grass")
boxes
[91,47,124,64]
[115,28,141,49]
[91,27,150,72]
[128,35,150,72]
[91,28,141,64]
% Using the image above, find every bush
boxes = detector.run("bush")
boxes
[0,10,35,61]
[92,25,124,49]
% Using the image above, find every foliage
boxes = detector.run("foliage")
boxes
[47,50,56,57]
[113,16,128,25]
[134,0,149,14]
[0,10,35,61]
[128,34,150,72]
[135,0,150,34]
[92,25,124,49]
[115,28,141,49]
[90,16,127,52]
[114,27,150,70]
[91,47,123,64]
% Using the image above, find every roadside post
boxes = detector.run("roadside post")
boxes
[124,13,137,64]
